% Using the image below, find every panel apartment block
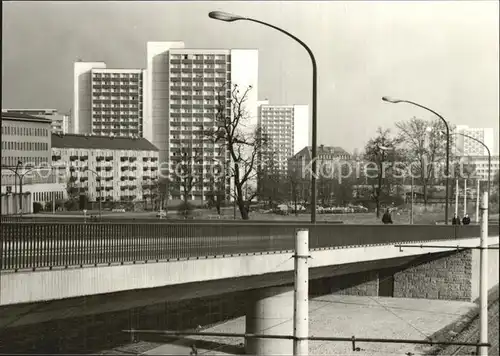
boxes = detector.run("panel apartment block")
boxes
[74,62,145,138]
[258,103,309,174]
[454,125,495,156]
[51,134,159,203]
[146,42,258,202]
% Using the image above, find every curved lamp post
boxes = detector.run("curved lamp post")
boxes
[209,10,319,223]
[450,132,491,205]
[382,96,451,225]
[85,168,102,220]
[2,164,38,215]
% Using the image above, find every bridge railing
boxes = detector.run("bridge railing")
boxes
[1,223,498,272]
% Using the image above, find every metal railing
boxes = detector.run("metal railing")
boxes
[1,223,498,272]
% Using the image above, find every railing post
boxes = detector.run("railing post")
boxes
[479,191,488,356]
[294,229,309,356]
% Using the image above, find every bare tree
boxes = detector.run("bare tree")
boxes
[395,117,456,207]
[205,173,226,216]
[170,145,202,215]
[364,127,402,218]
[332,165,355,206]
[257,153,287,208]
[205,84,267,220]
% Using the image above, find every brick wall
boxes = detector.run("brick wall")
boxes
[394,250,473,301]
[311,271,379,297]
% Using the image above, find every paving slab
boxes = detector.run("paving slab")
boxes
[141,294,475,355]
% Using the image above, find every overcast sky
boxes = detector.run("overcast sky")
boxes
[2,1,499,153]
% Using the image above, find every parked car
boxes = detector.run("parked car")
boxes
[156,210,167,218]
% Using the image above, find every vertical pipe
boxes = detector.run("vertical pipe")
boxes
[294,229,309,356]
[445,126,450,224]
[479,191,488,356]
[455,179,459,216]
[476,179,480,224]
[310,62,318,224]
[19,176,23,215]
[463,179,467,216]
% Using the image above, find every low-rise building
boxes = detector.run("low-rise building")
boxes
[2,109,70,134]
[1,113,65,211]
[51,134,159,203]
[288,145,351,180]
[459,155,500,182]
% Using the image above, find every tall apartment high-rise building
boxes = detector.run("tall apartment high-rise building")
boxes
[2,109,70,134]
[146,41,258,203]
[73,62,145,138]
[258,102,309,174]
[454,125,495,156]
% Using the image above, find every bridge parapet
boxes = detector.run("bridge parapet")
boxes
[1,223,498,272]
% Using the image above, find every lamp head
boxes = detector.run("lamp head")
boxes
[382,96,402,104]
[208,11,245,22]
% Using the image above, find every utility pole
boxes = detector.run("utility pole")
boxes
[476,179,480,224]
[455,179,459,216]
[294,229,309,356]
[410,175,414,225]
[479,191,489,356]
[463,179,467,216]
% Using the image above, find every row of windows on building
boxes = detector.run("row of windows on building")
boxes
[92,96,139,101]
[92,80,141,85]
[171,54,229,61]
[33,191,64,202]
[1,126,49,136]
[2,141,49,151]
[1,156,49,167]
[170,64,228,70]
[92,73,141,79]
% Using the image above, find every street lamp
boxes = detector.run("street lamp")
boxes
[2,163,37,215]
[13,160,21,196]
[382,96,451,224]
[209,10,319,223]
[377,145,396,219]
[85,168,102,220]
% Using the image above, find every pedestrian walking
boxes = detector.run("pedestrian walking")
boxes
[452,213,461,225]
[462,213,471,225]
[382,208,393,224]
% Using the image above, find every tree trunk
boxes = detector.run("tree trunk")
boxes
[376,163,383,218]
[422,181,428,211]
[237,198,249,220]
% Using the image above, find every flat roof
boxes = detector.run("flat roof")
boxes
[1,113,52,124]
[51,134,159,151]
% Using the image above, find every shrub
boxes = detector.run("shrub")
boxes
[64,199,79,211]
[177,201,194,218]
[33,202,43,214]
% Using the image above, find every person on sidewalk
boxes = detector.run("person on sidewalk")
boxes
[462,213,471,225]
[382,208,393,224]
[452,213,461,225]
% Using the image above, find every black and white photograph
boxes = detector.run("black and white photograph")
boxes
[1,1,499,355]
